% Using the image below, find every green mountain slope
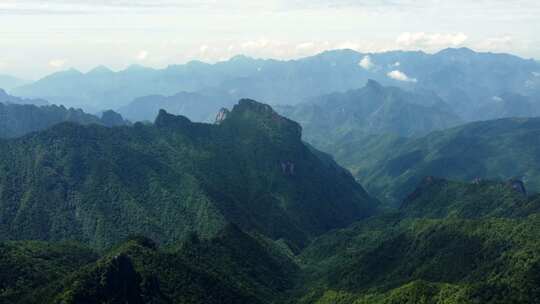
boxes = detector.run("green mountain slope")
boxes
[5,178,539,304]
[330,117,540,206]
[400,177,538,218]
[296,178,540,304]
[0,99,378,250]
[0,241,99,303]
[2,226,298,304]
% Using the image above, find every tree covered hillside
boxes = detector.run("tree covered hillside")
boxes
[327,117,540,206]
[295,177,540,304]
[0,99,378,250]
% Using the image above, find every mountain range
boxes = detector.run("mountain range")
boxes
[10,48,540,121]
[118,90,236,123]
[0,88,48,106]
[2,48,540,304]
[0,101,129,138]
[0,74,28,91]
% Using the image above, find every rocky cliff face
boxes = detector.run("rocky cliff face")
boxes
[214,108,230,124]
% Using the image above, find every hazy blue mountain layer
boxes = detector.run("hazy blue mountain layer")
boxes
[118,90,236,122]
[11,48,540,121]
[0,102,129,138]
[277,80,462,150]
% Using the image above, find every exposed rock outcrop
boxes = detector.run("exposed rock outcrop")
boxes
[215,108,230,124]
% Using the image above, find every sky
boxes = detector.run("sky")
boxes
[0,0,539,79]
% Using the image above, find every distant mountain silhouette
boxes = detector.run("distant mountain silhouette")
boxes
[0,101,129,138]
[11,48,540,120]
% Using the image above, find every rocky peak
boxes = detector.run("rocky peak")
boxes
[154,109,192,130]
[232,99,276,115]
[101,110,128,127]
[507,179,527,195]
[225,99,302,141]
[365,79,383,91]
[87,65,113,76]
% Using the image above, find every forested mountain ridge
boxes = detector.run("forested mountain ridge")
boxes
[325,116,540,206]
[3,177,540,303]
[0,226,298,304]
[0,99,378,250]
[0,102,129,138]
[295,177,540,303]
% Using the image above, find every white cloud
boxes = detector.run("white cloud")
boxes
[334,41,362,51]
[392,61,400,67]
[48,59,66,68]
[199,45,209,53]
[358,55,374,70]
[296,42,316,51]
[396,32,468,50]
[492,96,503,102]
[387,70,417,82]
[476,36,513,51]
[136,50,148,60]
[241,39,271,50]
[532,72,540,77]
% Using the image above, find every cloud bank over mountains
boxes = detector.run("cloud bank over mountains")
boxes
[0,0,538,78]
